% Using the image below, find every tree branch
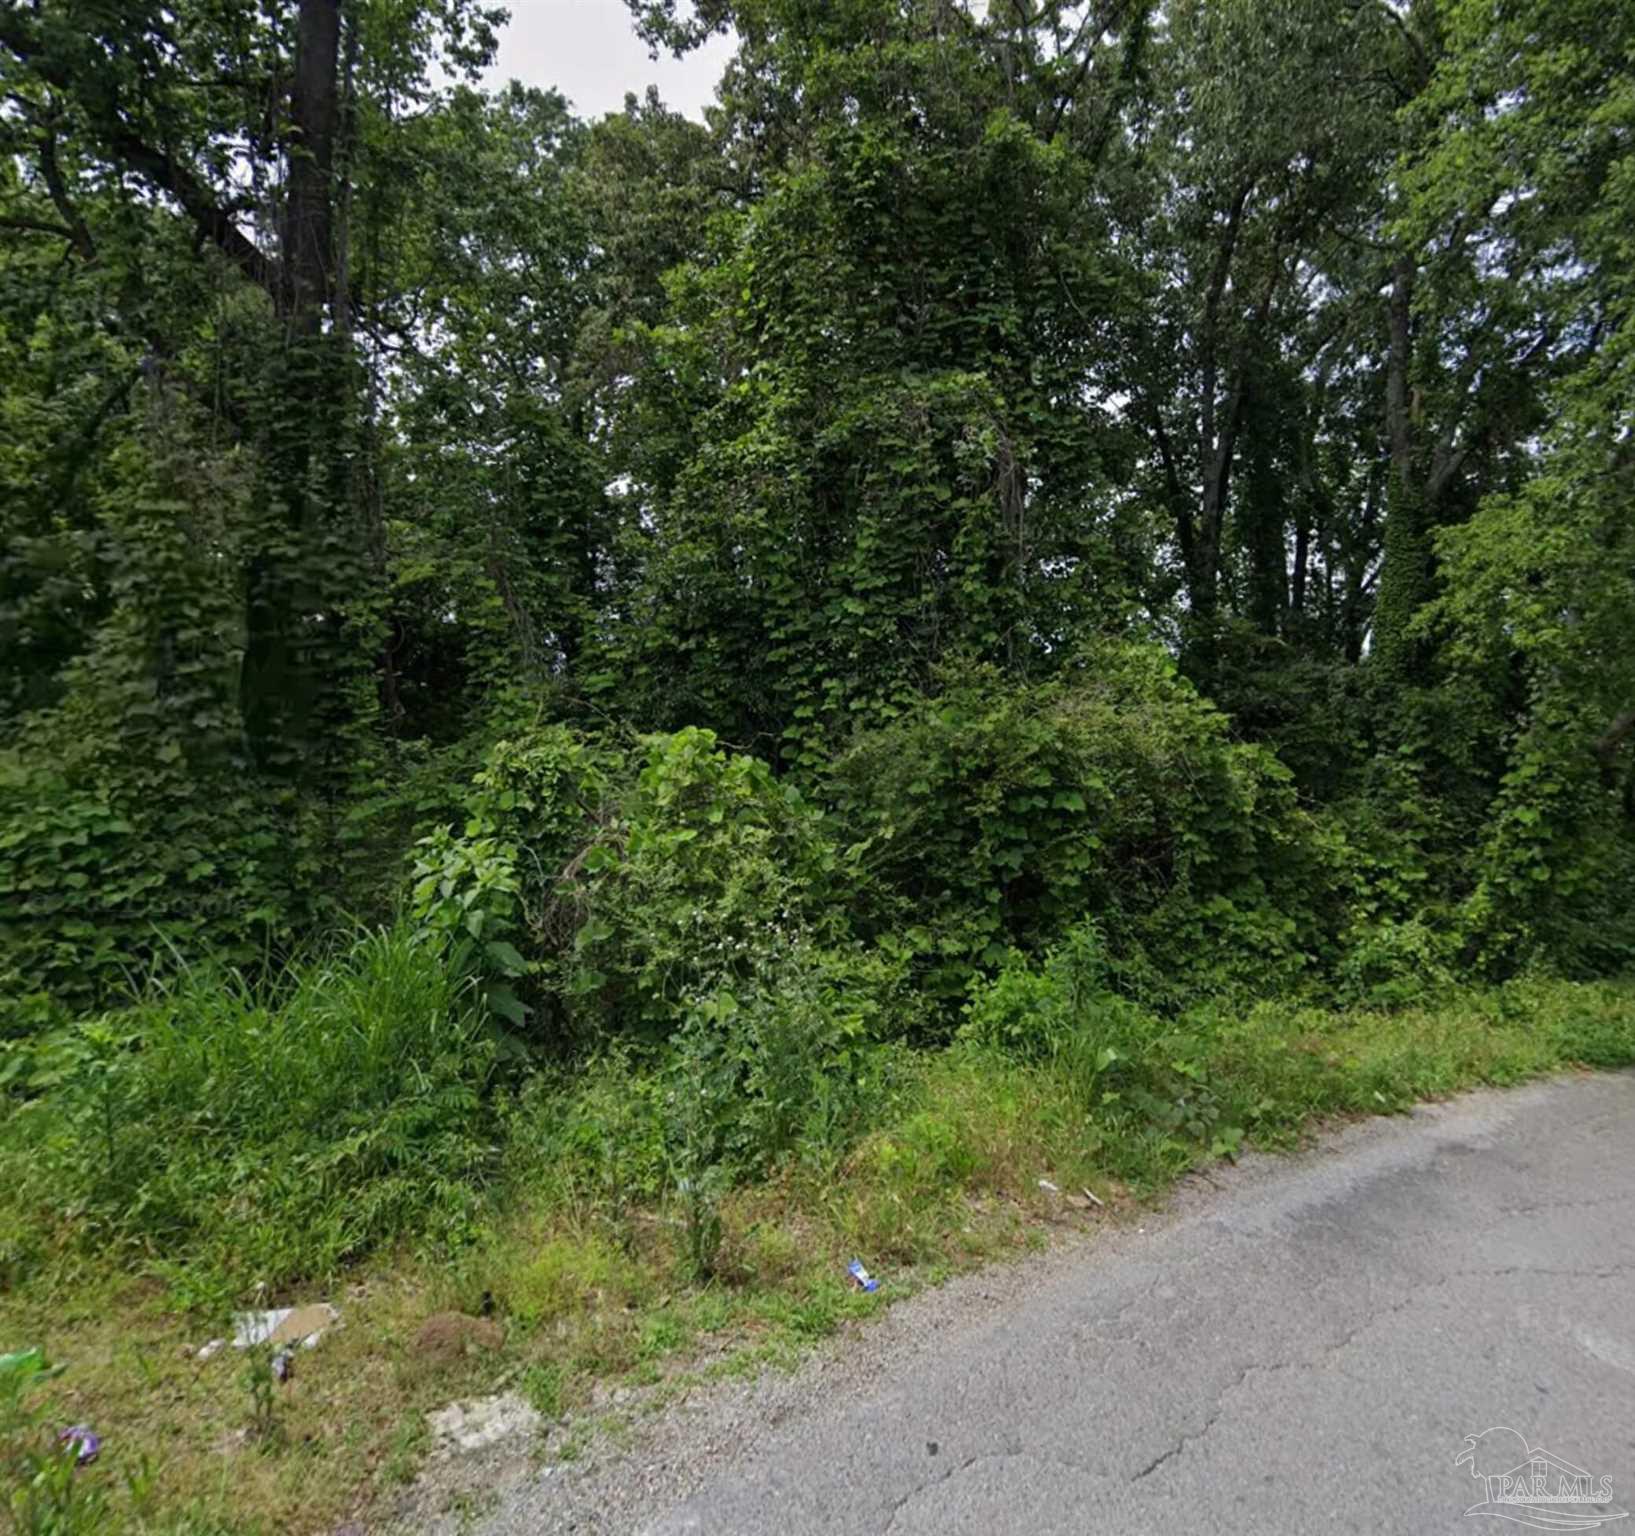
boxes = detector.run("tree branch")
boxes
[0,10,275,292]
[1354,0,1429,85]
[1042,0,1124,140]
[1142,398,1194,572]
[35,132,96,262]
[0,213,77,240]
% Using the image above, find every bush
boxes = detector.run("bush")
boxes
[557,727,860,1037]
[0,750,319,1014]
[414,724,866,1042]
[958,928,1228,1180]
[504,939,910,1278]
[1334,915,1460,1008]
[830,646,1345,1009]
[0,425,330,1013]
[960,922,1150,1071]
[0,924,497,1287]
[411,723,614,1036]
[665,940,906,1175]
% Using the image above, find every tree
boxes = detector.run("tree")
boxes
[1410,0,1635,965]
[0,0,503,770]
[600,0,1149,761]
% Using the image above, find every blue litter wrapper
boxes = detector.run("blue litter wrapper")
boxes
[848,1259,880,1293]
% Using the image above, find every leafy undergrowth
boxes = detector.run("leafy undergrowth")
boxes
[3,977,1633,1533]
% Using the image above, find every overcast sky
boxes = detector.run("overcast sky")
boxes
[484,0,735,121]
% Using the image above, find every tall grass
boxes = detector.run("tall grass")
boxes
[0,924,498,1291]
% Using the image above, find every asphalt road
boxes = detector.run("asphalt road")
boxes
[635,1072,1635,1535]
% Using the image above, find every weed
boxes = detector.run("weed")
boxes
[239,1345,283,1448]
[520,1363,563,1420]
[384,1415,428,1486]
[0,924,497,1288]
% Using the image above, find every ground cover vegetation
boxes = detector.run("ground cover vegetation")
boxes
[2,0,1633,1529]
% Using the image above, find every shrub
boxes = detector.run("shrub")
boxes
[960,922,1153,1073]
[501,939,909,1279]
[411,723,613,1036]
[664,940,906,1175]
[830,646,1345,1009]
[960,931,1294,1182]
[0,750,319,1014]
[559,727,858,1036]
[0,424,331,1013]
[661,947,906,1279]
[416,724,866,1043]
[1334,915,1460,1008]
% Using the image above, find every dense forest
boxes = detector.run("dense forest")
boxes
[4,0,1633,1012]
[1,1,1634,1525]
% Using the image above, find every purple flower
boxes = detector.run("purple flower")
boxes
[58,1425,100,1466]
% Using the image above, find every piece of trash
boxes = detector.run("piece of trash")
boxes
[1081,1186,1105,1208]
[847,1259,880,1293]
[58,1426,100,1466]
[427,1392,542,1454]
[271,1348,294,1383]
[1038,1178,1060,1194]
[195,1338,226,1361]
[232,1302,338,1351]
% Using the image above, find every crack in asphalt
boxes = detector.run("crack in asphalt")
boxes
[1486,1193,1635,1222]
[880,1447,1104,1534]
[1122,1259,1635,1489]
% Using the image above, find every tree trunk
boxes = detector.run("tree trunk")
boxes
[281,0,342,331]
[241,0,346,770]
[1373,252,1435,680]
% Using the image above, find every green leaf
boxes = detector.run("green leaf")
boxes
[484,939,528,975]
[487,984,528,1027]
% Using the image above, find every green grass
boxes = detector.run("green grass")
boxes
[2,972,1632,1534]
[0,923,498,1291]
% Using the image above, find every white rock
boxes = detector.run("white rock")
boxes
[428,1393,543,1454]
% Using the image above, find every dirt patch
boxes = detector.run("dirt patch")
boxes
[414,1312,505,1363]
